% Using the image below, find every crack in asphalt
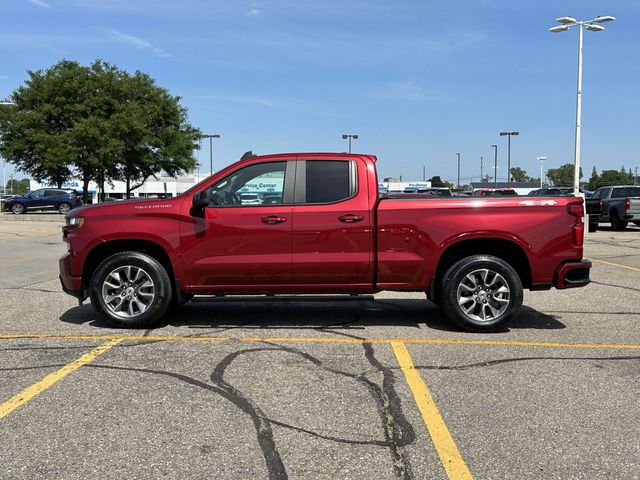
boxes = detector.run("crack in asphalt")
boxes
[355,355,640,377]
[305,322,416,480]
[589,280,640,294]
[76,339,414,480]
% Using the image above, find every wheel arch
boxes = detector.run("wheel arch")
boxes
[434,237,532,291]
[82,239,176,290]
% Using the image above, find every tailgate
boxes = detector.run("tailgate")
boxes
[629,198,640,218]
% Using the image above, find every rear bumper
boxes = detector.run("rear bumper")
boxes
[59,252,84,300]
[555,260,592,289]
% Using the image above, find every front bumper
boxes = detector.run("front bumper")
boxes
[59,252,84,300]
[555,260,592,289]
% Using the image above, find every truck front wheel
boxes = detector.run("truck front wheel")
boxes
[89,251,173,328]
[440,255,523,332]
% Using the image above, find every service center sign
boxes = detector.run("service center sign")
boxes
[238,178,284,194]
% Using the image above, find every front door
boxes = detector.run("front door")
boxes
[181,161,294,288]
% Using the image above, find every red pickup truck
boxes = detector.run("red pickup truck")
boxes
[60,152,591,332]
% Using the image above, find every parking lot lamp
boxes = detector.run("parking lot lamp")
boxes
[499,131,519,184]
[0,101,17,195]
[549,15,615,195]
[456,153,461,189]
[491,145,498,189]
[341,134,358,154]
[537,156,548,188]
[201,134,221,176]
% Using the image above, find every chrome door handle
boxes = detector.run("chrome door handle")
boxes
[261,215,287,224]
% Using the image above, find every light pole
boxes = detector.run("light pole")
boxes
[341,134,358,154]
[491,144,498,188]
[422,165,426,182]
[537,156,548,188]
[499,131,519,183]
[201,134,221,176]
[549,15,615,195]
[0,101,17,195]
[455,153,461,189]
[480,156,484,182]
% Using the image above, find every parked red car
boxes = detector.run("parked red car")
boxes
[60,153,590,332]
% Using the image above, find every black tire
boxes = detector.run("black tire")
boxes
[58,202,72,215]
[633,221,640,227]
[10,202,25,215]
[588,223,598,233]
[89,251,173,328]
[440,255,523,332]
[610,211,628,231]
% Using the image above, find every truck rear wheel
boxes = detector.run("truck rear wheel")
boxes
[610,211,627,231]
[440,255,523,332]
[89,251,173,328]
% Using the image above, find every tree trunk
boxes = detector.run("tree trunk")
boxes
[82,174,90,205]
[129,175,150,193]
[126,176,131,199]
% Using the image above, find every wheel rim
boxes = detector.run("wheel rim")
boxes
[59,203,70,214]
[456,268,510,323]
[12,204,23,214]
[101,265,155,319]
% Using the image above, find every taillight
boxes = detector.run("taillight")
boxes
[625,198,630,211]
[568,202,584,247]
[598,200,603,213]
[567,203,584,219]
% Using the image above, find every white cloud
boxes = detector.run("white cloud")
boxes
[101,28,174,59]
[0,75,8,79]
[246,8,262,16]
[28,0,52,7]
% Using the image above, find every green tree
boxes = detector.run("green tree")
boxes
[546,163,583,187]
[4,178,30,195]
[587,166,599,190]
[593,169,631,188]
[509,167,528,182]
[0,60,200,201]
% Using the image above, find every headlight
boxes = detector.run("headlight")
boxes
[66,217,85,228]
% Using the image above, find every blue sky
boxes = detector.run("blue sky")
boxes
[1,0,639,184]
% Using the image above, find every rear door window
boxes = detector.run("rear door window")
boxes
[612,187,640,198]
[299,160,356,204]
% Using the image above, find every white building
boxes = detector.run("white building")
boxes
[378,181,432,193]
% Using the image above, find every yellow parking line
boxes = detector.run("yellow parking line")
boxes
[0,333,640,350]
[0,339,122,419]
[0,333,229,342]
[591,258,640,273]
[391,341,473,480]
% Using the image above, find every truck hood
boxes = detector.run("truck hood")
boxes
[67,197,183,218]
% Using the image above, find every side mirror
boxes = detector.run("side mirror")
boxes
[192,190,210,208]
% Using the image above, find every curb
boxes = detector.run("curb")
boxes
[0,213,65,223]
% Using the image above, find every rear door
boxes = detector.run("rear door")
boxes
[291,158,373,286]
[44,189,66,209]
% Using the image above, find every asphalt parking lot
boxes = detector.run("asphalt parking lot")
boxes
[0,215,639,479]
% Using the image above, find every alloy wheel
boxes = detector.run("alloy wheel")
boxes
[456,268,510,322]
[101,265,155,319]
